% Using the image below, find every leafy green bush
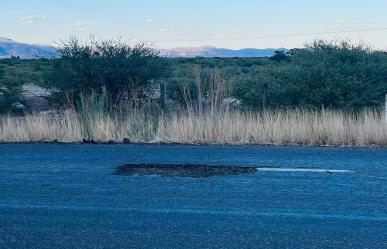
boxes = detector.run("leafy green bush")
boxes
[235,40,387,109]
[49,37,168,105]
[1,38,387,113]
[0,64,21,113]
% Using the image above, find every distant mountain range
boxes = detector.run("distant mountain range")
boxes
[0,37,57,59]
[159,46,286,58]
[0,37,285,59]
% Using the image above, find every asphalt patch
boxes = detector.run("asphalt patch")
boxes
[114,163,257,178]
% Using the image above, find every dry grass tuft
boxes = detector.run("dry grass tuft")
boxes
[0,110,82,142]
[1,108,387,147]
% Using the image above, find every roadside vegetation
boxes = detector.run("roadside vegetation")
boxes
[1,107,386,146]
[0,37,387,146]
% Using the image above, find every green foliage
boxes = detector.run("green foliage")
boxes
[0,62,21,113]
[270,50,290,62]
[0,65,4,79]
[0,58,52,113]
[76,88,108,139]
[1,39,387,113]
[235,40,387,109]
[234,66,280,109]
[49,37,168,104]
[280,40,387,108]
[0,88,20,114]
[165,57,269,107]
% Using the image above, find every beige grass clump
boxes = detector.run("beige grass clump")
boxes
[0,110,82,142]
[1,108,387,146]
[157,109,387,146]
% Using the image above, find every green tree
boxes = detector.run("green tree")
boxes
[234,66,282,110]
[270,50,290,63]
[0,65,22,113]
[286,40,387,108]
[235,40,387,109]
[49,37,168,105]
[0,65,4,79]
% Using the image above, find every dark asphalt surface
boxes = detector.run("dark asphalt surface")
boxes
[1,144,387,249]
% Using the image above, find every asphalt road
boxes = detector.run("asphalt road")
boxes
[1,144,387,249]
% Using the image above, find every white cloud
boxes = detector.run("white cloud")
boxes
[336,19,351,24]
[23,16,47,24]
[160,28,180,33]
[199,27,207,33]
[64,21,93,32]
[146,18,154,23]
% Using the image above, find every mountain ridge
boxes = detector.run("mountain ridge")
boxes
[0,37,286,58]
[0,37,57,59]
[159,46,286,58]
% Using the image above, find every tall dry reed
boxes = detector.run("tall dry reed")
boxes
[1,108,387,146]
[157,109,387,146]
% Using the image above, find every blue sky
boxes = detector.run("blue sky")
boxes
[2,0,387,49]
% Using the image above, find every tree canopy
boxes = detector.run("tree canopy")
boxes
[234,40,387,109]
[49,37,168,103]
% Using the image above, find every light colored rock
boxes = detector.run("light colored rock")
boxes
[21,83,51,111]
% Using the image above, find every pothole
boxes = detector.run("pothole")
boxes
[114,163,257,178]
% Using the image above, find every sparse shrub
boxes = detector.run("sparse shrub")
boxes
[235,40,387,109]
[49,37,168,106]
